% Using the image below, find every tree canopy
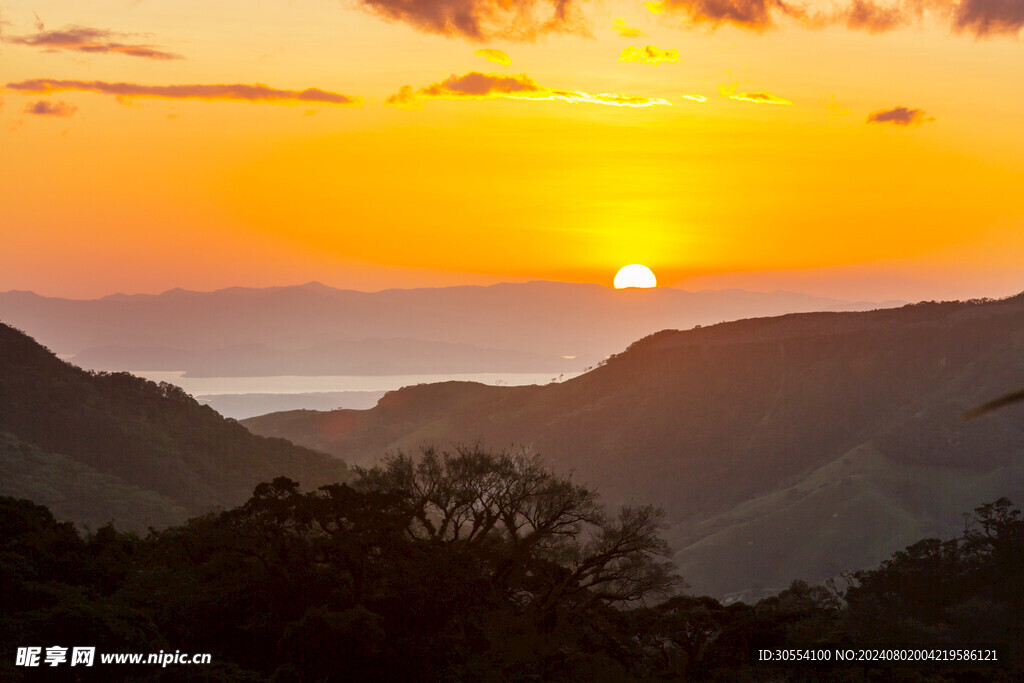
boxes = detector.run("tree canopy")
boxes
[2,447,1022,681]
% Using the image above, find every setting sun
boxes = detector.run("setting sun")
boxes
[614,264,657,289]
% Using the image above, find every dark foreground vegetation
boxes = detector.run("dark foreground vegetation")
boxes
[2,446,1022,681]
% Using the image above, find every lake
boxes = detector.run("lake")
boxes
[127,371,583,419]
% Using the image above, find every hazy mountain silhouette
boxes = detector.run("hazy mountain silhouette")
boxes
[0,282,901,376]
[70,338,576,377]
[0,322,348,531]
[243,295,1024,597]
[196,390,386,420]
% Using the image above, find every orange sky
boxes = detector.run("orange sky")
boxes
[2,0,1023,301]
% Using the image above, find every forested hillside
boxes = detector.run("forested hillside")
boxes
[0,323,348,530]
[1,451,1020,681]
[244,295,1024,596]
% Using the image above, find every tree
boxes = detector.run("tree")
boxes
[355,445,680,615]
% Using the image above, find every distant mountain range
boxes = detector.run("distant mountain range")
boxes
[242,294,1024,598]
[0,282,901,377]
[0,322,349,531]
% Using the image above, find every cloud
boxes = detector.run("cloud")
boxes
[386,71,672,108]
[419,71,540,97]
[655,0,1023,37]
[843,0,908,32]
[719,84,792,104]
[6,79,362,105]
[533,91,674,106]
[619,45,680,64]
[955,0,1024,35]
[866,105,934,125]
[825,93,851,116]
[5,26,183,60]
[612,17,647,36]
[384,84,424,109]
[681,93,708,102]
[24,100,77,117]
[655,0,804,29]
[475,48,512,65]
[356,0,589,40]
[731,91,792,104]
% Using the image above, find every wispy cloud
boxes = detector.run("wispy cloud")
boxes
[385,71,672,108]
[719,84,792,104]
[731,91,792,104]
[356,0,589,40]
[612,17,647,36]
[681,93,708,102]
[619,45,680,64]
[6,79,362,105]
[24,99,77,117]
[866,105,934,125]
[475,48,512,66]
[825,93,851,116]
[384,85,423,109]
[5,26,183,60]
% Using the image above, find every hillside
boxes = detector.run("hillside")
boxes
[0,322,349,531]
[243,295,1024,596]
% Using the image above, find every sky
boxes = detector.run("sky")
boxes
[2,0,1023,301]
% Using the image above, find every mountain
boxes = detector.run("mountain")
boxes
[242,295,1024,598]
[70,337,576,377]
[0,282,901,376]
[0,322,349,531]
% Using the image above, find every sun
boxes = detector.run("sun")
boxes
[613,264,657,289]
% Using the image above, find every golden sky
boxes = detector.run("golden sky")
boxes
[2,0,1023,300]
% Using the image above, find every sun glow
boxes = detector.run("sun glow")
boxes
[613,264,657,289]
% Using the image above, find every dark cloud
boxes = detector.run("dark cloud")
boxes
[6,79,362,105]
[656,0,1023,37]
[6,26,183,60]
[357,0,588,40]
[655,0,804,29]
[955,0,1024,35]
[386,71,672,108]
[420,72,541,96]
[25,100,77,117]
[866,105,934,125]
[844,0,908,32]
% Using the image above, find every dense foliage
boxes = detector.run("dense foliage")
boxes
[2,447,1021,681]
[0,322,349,530]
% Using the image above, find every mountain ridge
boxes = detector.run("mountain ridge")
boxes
[242,294,1024,596]
[0,322,349,531]
[0,282,902,378]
